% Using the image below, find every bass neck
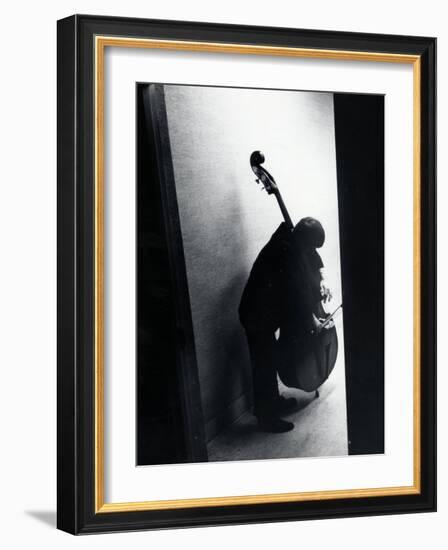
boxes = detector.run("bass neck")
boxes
[274,190,294,231]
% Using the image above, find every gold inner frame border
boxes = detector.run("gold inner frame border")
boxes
[94,35,421,513]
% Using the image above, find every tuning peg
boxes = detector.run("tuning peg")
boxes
[255,179,260,184]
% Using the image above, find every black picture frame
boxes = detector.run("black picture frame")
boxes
[57,14,436,534]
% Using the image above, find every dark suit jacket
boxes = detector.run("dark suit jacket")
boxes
[239,222,323,334]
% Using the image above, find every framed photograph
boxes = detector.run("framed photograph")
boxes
[57,14,436,534]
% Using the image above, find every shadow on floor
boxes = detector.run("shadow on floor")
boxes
[207,352,348,463]
[25,510,56,529]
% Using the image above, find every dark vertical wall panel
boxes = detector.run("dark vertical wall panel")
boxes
[137,85,186,465]
[137,85,208,465]
[334,94,385,455]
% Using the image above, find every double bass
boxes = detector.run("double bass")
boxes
[250,150,341,394]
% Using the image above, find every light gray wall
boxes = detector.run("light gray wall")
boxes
[164,85,344,441]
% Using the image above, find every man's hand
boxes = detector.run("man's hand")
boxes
[311,313,334,335]
[320,279,333,303]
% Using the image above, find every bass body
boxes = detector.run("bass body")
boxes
[277,302,340,392]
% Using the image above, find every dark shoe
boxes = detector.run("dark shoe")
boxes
[276,395,298,415]
[258,417,294,433]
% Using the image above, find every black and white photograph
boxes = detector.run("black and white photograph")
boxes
[136,83,384,466]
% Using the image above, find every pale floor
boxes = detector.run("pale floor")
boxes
[207,350,348,462]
